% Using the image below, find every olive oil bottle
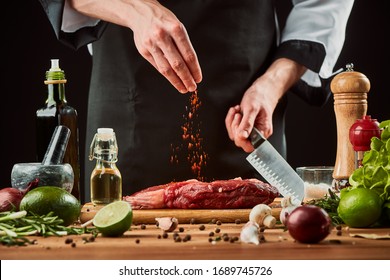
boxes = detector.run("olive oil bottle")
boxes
[36,59,81,201]
[89,128,122,205]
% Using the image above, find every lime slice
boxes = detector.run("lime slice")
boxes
[93,201,133,237]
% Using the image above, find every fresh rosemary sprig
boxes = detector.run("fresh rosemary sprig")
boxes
[306,188,344,225]
[0,210,97,246]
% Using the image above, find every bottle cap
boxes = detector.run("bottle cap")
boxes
[45,58,66,81]
[97,128,114,135]
[89,128,118,162]
[50,59,61,71]
[349,115,381,151]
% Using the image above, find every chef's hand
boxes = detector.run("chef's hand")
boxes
[130,0,202,93]
[69,0,202,93]
[225,58,307,153]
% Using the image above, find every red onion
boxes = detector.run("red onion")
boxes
[0,179,39,212]
[286,204,332,244]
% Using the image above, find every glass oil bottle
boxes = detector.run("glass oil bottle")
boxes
[89,128,122,205]
[36,59,81,201]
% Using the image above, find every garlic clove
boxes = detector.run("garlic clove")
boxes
[155,217,179,232]
[240,221,260,245]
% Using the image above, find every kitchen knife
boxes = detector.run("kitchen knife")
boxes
[246,128,304,206]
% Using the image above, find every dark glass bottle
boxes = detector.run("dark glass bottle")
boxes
[36,59,81,201]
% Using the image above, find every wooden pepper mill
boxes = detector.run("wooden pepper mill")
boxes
[331,63,371,190]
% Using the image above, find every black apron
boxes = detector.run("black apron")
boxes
[84,0,286,199]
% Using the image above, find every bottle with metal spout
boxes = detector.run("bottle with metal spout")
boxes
[36,59,81,201]
[89,128,122,205]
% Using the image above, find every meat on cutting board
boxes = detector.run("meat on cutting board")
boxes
[123,178,279,209]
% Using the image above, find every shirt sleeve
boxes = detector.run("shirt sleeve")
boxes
[275,0,355,87]
[62,0,100,32]
[38,0,107,50]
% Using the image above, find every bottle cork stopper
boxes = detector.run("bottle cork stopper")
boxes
[331,63,371,185]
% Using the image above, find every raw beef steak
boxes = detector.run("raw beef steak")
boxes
[123,178,279,209]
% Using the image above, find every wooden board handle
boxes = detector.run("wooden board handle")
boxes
[80,199,282,225]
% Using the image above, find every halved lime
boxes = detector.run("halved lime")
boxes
[93,201,133,237]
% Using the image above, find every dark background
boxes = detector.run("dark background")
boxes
[1,1,388,203]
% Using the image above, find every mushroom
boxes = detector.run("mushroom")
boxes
[240,221,260,245]
[279,196,299,225]
[249,204,276,228]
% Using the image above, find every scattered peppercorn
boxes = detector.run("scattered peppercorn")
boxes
[215,228,221,233]
[199,224,206,231]
[235,219,241,224]
[336,225,342,231]
[162,232,168,239]
[210,218,217,224]
[184,234,191,241]
[223,236,230,242]
[209,231,215,237]
[157,234,162,239]
[135,239,140,244]
[208,237,213,243]
[190,218,196,224]
[175,236,182,242]
[216,220,222,226]
[260,226,266,232]
[65,238,73,244]
[71,242,76,248]
[179,227,185,232]
[140,224,146,230]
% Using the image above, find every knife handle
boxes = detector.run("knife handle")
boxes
[249,128,266,149]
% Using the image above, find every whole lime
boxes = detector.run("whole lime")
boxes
[93,201,133,237]
[19,186,80,226]
[337,188,383,228]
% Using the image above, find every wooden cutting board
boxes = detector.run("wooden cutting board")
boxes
[79,198,282,224]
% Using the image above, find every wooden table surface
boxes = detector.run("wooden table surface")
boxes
[1,221,390,260]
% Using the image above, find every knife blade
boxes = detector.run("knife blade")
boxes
[246,128,304,206]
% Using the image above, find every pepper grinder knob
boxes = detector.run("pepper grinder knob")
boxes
[331,63,371,190]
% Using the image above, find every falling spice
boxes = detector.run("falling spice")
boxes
[170,90,208,180]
